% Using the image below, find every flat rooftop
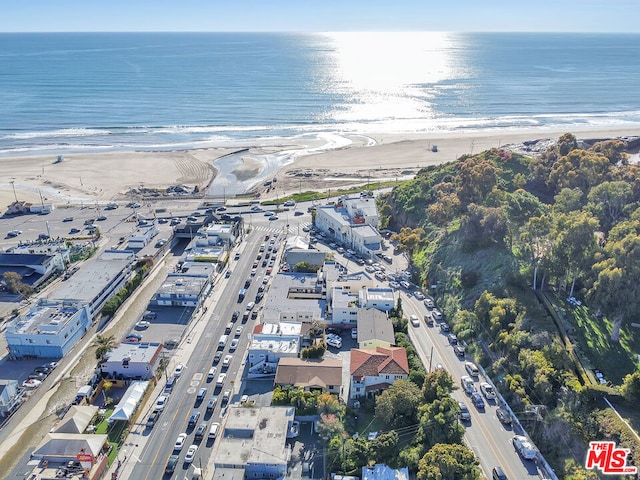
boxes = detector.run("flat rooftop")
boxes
[7,301,80,335]
[52,250,134,304]
[215,406,293,468]
[103,342,162,363]
[155,274,207,296]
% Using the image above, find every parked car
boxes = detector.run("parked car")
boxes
[448,333,458,345]
[480,382,497,400]
[146,410,160,428]
[458,401,471,422]
[174,364,185,377]
[496,407,512,426]
[424,298,435,309]
[454,345,466,357]
[461,375,476,395]
[155,395,168,411]
[512,435,537,460]
[465,361,480,377]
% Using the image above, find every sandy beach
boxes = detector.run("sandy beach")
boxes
[0,127,638,210]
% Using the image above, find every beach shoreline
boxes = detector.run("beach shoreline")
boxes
[0,126,638,209]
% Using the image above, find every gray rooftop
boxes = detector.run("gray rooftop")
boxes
[52,250,134,304]
[155,274,208,297]
[357,308,395,345]
[103,342,162,363]
[215,406,294,468]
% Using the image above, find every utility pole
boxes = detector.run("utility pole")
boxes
[10,180,18,202]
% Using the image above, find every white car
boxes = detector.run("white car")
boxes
[351,328,358,339]
[480,382,497,400]
[326,337,342,348]
[174,433,187,451]
[184,444,198,463]
[223,354,232,368]
[410,315,420,327]
[174,364,185,377]
[512,435,537,460]
[461,375,476,395]
[207,367,217,381]
[216,373,227,386]
[235,326,243,337]
[413,291,425,300]
[155,394,168,411]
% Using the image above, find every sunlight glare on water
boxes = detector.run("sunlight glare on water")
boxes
[322,32,461,123]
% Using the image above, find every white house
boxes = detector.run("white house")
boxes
[99,343,163,379]
[127,224,159,249]
[359,287,394,312]
[246,322,301,377]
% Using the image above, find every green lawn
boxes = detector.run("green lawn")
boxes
[549,293,638,384]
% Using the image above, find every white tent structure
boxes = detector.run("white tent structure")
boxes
[108,380,148,422]
[32,433,108,461]
[54,405,99,434]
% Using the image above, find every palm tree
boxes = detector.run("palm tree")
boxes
[92,334,115,360]
[102,380,114,405]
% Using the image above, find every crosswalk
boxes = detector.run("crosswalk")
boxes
[247,222,312,235]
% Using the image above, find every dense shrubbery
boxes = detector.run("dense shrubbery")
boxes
[378,136,640,477]
[101,265,149,317]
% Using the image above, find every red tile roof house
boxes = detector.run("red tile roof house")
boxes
[349,346,409,400]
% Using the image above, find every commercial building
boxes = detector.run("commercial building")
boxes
[99,343,162,380]
[52,250,135,321]
[5,300,90,358]
[261,271,326,325]
[314,196,382,257]
[214,406,294,479]
[0,252,59,287]
[247,322,301,377]
[127,223,159,249]
[150,273,210,308]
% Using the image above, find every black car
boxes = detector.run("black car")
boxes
[213,351,222,364]
[232,310,240,321]
[165,454,179,474]
[496,407,512,426]
[188,411,201,428]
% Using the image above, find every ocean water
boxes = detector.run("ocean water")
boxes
[0,32,639,157]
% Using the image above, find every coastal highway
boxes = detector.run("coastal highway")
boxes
[402,296,541,480]
[317,234,543,480]
[127,229,271,479]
